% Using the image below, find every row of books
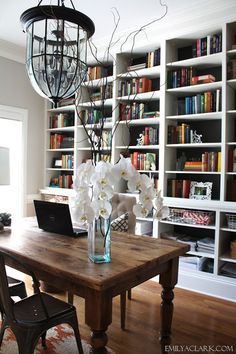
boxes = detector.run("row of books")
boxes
[49,112,74,129]
[118,78,153,97]
[89,84,113,101]
[167,179,191,198]
[79,109,104,125]
[193,33,222,57]
[227,148,236,172]
[88,129,112,149]
[177,33,222,61]
[161,231,215,253]
[183,152,221,172]
[140,127,159,145]
[50,133,66,149]
[86,66,113,81]
[52,154,74,169]
[119,102,160,121]
[93,153,111,163]
[167,124,201,144]
[130,152,158,171]
[49,174,73,189]
[127,48,160,71]
[177,89,221,115]
[167,67,216,88]
[227,59,236,80]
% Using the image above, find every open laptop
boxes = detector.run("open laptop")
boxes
[33,200,87,237]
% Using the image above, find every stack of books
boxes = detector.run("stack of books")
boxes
[197,237,215,254]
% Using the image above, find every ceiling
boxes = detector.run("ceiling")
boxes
[0,0,207,49]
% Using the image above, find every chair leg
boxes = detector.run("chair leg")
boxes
[14,329,39,354]
[68,292,74,304]
[120,291,126,330]
[69,317,84,354]
[41,331,47,348]
[128,289,132,300]
[0,316,7,346]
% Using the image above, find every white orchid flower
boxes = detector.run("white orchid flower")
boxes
[128,172,154,192]
[140,186,156,211]
[71,201,95,225]
[73,178,90,194]
[93,184,114,201]
[76,160,95,184]
[152,194,164,210]
[133,203,150,218]
[112,155,136,181]
[91,161,114,188]
[92,200,112,219]
[153,206,169,220]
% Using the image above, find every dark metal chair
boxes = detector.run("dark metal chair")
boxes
[7,275,27,299]
[0,275,28,330]
[0,250,84,354]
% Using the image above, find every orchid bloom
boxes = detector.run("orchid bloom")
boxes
[71,201,95,224]
[92,199,112,219]
[112,155,136,181]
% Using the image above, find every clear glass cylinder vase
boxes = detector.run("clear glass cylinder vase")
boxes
[88,217,111,263]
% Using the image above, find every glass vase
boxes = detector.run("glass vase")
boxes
[88,216,111,263]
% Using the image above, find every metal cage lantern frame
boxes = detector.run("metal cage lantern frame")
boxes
[20,0,95,107]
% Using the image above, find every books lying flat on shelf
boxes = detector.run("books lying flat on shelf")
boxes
[220,263,236,278]
[179,256,213,273]
[196,237,215,254]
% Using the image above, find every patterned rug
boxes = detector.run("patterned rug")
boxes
[0,323,116,354]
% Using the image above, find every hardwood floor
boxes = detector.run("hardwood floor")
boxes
[25,278,236,354]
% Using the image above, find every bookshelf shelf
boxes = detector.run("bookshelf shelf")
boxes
[118,118,160,126]
[47,127,75,132]
[46,148,74,152]
[166,142,221,148]
[117,90,160,101]
[220,254,236,263]
[160,220,216,230]
[166,112,222,120]
[118,65,161,79]
[166,170,221,175]
[166,52,222,67]
[166,81,222,95]
[82,75,114,87]
[78,98,113,107]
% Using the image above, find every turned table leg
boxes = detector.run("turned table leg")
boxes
[85,289,112,354]
[159,257,179,353]
[90,330,108,354]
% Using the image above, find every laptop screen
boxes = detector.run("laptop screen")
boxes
[33,200,87,237]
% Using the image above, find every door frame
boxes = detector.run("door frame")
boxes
[0,104,28,217]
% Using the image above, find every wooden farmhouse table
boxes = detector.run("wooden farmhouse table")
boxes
[0,227,189,353]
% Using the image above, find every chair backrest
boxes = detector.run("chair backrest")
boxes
[0,252,15,321]
[111,193,136,233]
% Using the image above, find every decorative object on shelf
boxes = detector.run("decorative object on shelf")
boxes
[20,0,95,107]
[137,133,145,146]
[0,147,11,232]
[192,130,203,144]
[189,181,212,200]
[0,213,12,230]
[71,156,168,263]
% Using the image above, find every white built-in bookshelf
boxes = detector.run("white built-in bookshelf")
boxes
[40,20,236,301]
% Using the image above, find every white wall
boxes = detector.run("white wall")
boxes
[0,56,45,215]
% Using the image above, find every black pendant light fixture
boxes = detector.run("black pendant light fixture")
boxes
[20,1,95,107]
